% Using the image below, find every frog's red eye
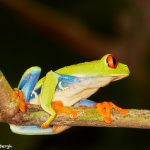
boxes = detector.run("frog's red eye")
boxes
[106,54,118,68]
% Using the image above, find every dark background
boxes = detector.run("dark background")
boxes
[0,0,149,150]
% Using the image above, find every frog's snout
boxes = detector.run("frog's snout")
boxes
[112,64,130,81]
[123,64,130,76]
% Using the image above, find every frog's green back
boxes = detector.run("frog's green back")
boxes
[55,60,101,76]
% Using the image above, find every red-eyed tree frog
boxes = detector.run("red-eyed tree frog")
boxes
[10,54,130,135]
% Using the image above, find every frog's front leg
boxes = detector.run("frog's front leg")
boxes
[40,71,77,129]
[40,71,58,128]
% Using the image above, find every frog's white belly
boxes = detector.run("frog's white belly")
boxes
[30,76,116,107]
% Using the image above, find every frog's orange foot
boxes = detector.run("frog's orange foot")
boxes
[12,90,27,113]
[96,102,128,124]
[52,101,77,119]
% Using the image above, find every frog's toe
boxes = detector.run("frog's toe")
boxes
[12,90,27,113]
[41,122,50,128]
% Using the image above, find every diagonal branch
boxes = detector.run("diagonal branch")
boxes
[11,105,150,129]
[0,70,150,129]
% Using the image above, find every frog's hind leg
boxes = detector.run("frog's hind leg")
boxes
[10,67,43,135]
[12,66,41,113]
[18,66,41,101]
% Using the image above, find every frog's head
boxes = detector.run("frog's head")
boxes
[96,54,130,81]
